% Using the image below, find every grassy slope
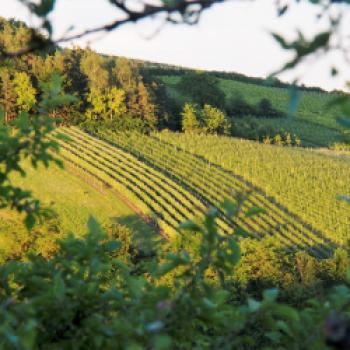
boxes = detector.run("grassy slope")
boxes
[161,75,344,146]
[5,160,154,237]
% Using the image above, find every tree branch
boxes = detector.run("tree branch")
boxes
[0,0,227,59]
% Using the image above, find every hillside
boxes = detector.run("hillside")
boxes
[50,126,350,259]
[0,158,156,262]
[158,74,344,147]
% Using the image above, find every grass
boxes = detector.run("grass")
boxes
[5,160,154,238]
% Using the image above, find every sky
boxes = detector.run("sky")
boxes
[1,0,350,91]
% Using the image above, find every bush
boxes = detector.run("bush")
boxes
[201,104,231,135]
[181,103,230,135]
[1,208,350,349]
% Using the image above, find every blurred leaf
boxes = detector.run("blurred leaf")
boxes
[245,206,266,218]
[288,85,300,118]
[179,220,201,232]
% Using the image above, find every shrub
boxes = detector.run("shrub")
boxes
[201,104,231,135]
[181,102,201,133]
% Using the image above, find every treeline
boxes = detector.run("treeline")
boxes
[141,62,328,94]
[0,18,175,133]
[0,18,298,141]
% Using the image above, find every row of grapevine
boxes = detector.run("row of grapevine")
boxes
[150,131,350,246]
[93,129,335,257]
[51,127,237,239]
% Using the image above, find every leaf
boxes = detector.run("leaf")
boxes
[273,304,300,323]
[248,298,261,312]
[272,33,290,49]
[245,206,266,218]
[24,214,36,230]
[105,241,121,252]
[337,119,350,129]
[263,288,279,302]
[337,195,350,205]
[87,216,105,237]
[278,5,288,16]
[288,85,300,118]
[224,238,241,266]
[221,198,238,218]
[52,273,65,301]
[179,220,201,232]
[146,321,164,332]
[153,335,172,350]
[32,0,56,17]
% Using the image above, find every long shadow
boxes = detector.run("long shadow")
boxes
[111,214,164,255]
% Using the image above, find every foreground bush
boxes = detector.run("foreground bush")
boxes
[1,205,350,349]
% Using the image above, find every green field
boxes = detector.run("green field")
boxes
[161,75,345,147]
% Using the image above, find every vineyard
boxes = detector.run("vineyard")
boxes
[51,126,350,258]
[147,131,350,245]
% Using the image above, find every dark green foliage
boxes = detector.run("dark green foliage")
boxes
[226,94,285,118]
[0,205,350,349]
[177,71,226,109]
[142,64,326,93]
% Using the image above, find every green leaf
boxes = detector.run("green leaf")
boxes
[87,216,105,236]
[337,119,350,129]
[24,214,36,230]
[245,206,266,218]
[272,33,290,49]
[52,273,65,301]
[278,5,288,16]
[153,335,172,350]
[179,220,201,232]
[263,288,279,302]
[288,85,300,118]
[337,195,350,205]
[221,198,238,218]
[105,241,121,252]
[248,298,261,312]
[32,0,56,17]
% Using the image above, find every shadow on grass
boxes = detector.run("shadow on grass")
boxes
[111,214,164,255]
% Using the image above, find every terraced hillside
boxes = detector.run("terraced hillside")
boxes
[55,127,342,258]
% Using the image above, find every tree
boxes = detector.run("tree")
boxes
[135,81,156,127]
[107,87,127,120]
[86,87,107,120]
[13,71,36,112]
[113,57,138,92]
[177,71,226,109]
[0,68,16,122]
[80,49,108,91]
[201,104,230,135]
[258,98,273,115]
[181,102,201,133]
[30,51,65,83]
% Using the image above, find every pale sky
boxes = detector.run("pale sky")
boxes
[1,0,350,91]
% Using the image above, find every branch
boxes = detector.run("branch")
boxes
[0,0,227,59]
